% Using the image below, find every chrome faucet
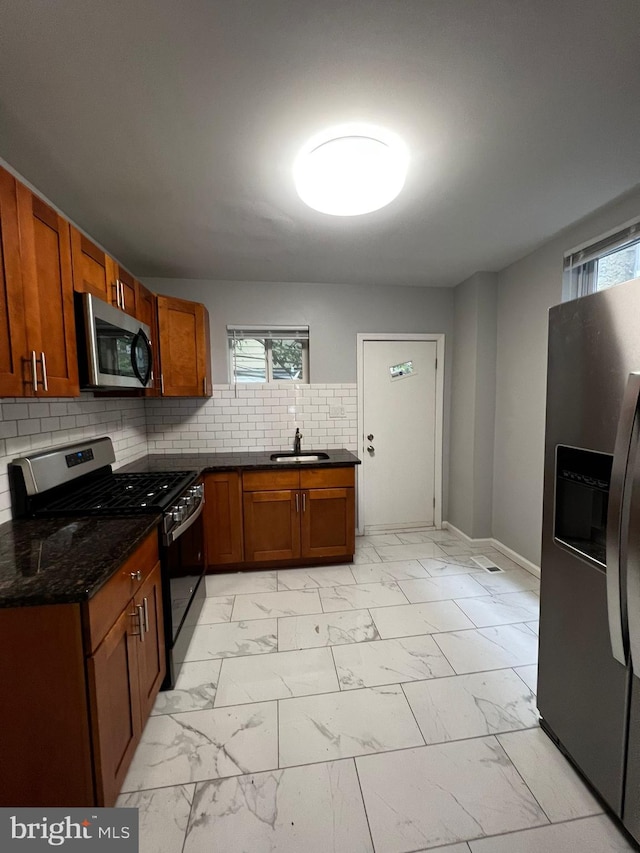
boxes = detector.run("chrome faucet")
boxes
[293,427,302,454]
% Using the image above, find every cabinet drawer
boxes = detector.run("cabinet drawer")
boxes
[84,530,160,653]
[300,466,355,489]
[243,469,300,491]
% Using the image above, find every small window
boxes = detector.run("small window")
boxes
[228,327,309,383]
[564,219,640,299]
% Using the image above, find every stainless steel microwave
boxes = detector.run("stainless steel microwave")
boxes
[76,293,153,389]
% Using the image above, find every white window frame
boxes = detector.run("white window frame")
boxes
[564,216,640,300]
[227,326,310,384]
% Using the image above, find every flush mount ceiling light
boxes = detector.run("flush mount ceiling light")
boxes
[294,124,408,216]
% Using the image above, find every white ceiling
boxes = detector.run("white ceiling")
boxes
[1,0,639,287]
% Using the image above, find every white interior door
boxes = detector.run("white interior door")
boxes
[362,339,438,531]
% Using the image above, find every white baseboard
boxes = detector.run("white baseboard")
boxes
[443,521,541,579]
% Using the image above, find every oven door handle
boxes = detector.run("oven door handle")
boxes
[163,496,204,546]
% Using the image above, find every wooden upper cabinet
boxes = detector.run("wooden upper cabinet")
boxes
[1,165,79,398]
[157,295,212,397]
[70,226,118,306]
[0,167,27,396]
[116,265,138,317]
[16,186,80,396]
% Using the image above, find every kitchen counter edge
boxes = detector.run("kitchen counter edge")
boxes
[0,514,161,609]
[118,448,361,475]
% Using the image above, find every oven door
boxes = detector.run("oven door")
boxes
[80,293,153,389]
[161,494,206,688]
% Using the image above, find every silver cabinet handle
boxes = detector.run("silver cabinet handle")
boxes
[160,373,165,395]
[113,280,120,308]
[137,604,145,642]
[295,493,299,513]
[302,492,306,512]
[203,377,206,395]
[143,596,149,633]
[40,351,48,391]
[30,350,38,392]
[121,281,126,312]
[130,569,142,581]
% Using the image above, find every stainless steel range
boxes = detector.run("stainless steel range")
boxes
[9,436,206,689]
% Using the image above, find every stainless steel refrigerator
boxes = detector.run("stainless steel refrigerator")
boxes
[538,275,640,842]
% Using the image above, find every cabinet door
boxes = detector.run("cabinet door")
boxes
[17,186,80,396]
[135,282,160,396]
[157,295,211,396]
[87,604,142,807]
[0,167,27,396]
[135,562,166,721]
[243,489,300,562]
[70,226,118,305]
[301,488,356,559]
[205,472,244,565]
[116,265,138,317]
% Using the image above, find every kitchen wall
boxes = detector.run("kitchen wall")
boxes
[492,183,640,566]
[0,396,148,525]
[449,272,497,539]
[146,277,455,513]
[146,383,357,453]
[145,279,454,385]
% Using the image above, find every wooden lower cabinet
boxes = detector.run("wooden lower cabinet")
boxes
[0,529,164,807]
[88,559,164,806]
[215,466,355,568]
[243,489,301,562]
[87,601,142,807]
[301,487,355,559]
[204,472,244,564]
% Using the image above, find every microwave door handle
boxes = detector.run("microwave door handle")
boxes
[131,329,152,386]
[607,371,640,665]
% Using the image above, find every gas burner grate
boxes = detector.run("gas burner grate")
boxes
[39,471,196,516]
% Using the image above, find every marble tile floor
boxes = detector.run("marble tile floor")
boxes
[117,529,635,852]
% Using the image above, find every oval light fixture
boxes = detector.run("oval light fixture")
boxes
[294,124,408,216]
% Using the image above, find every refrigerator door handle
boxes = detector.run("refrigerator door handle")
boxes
[607,371,640,665]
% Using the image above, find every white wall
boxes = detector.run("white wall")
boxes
[147,277,455,514]
[449,272,497,539]
[144,279,454,385]
[493,184,640,565]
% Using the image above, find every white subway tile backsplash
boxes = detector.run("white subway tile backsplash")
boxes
[144,383,357,455]
[0,384,357,523]
[0,393,149,524]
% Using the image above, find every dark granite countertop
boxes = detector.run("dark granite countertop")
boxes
[119,448,361,475]
[0,515,160,608]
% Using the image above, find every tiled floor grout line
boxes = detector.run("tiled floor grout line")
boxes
[352,756,378,852]
[494,733,558,827]
[120,717,546,801]
[180,785,197,853]
[155,663,541,719]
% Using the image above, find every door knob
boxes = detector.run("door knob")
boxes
[367,445,375,453]
[367,434,374,441]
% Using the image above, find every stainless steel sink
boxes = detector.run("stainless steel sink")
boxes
[270,452,330,463]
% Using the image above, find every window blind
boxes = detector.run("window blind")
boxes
[227,326,309,341]
[564,219,640,271]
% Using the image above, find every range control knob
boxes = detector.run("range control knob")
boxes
[171,506,184,523]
